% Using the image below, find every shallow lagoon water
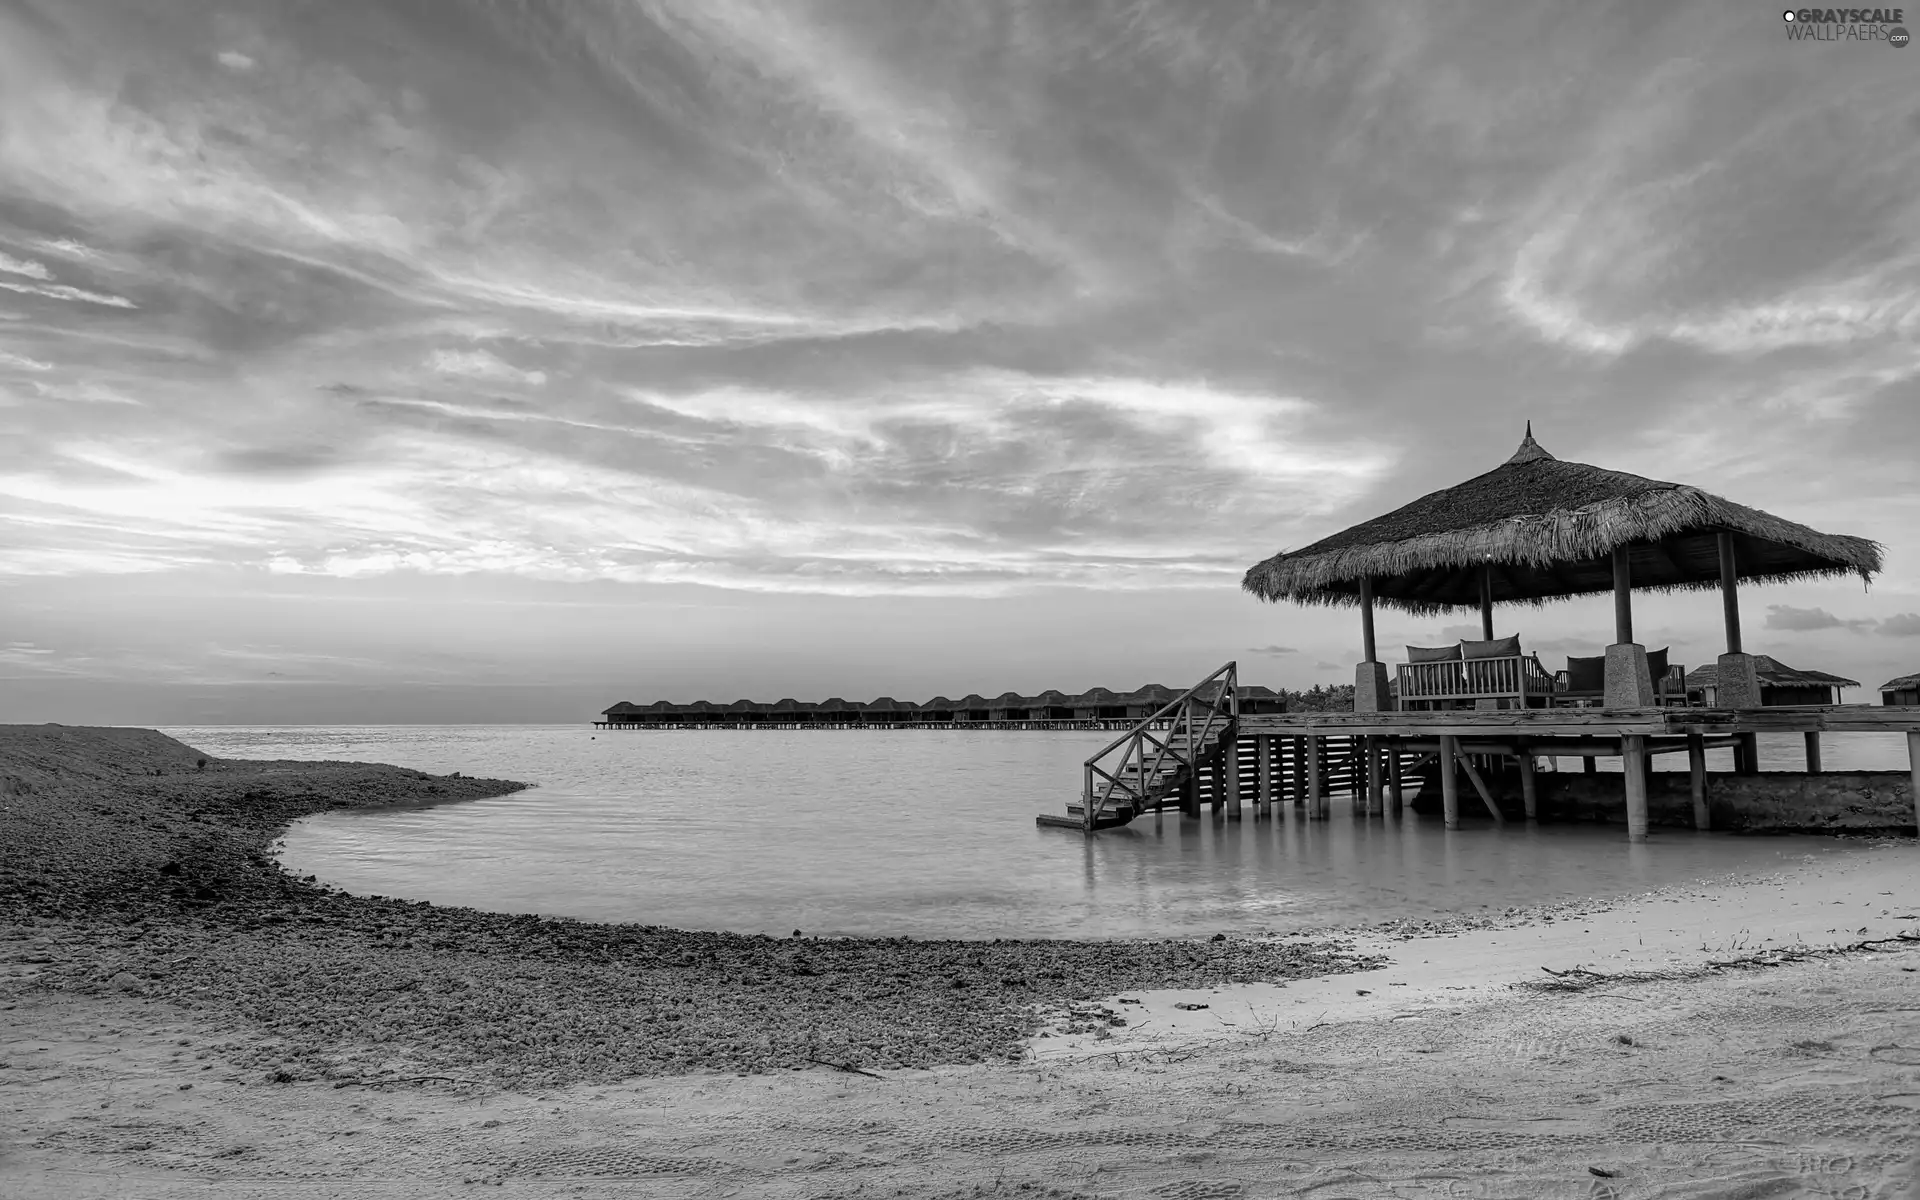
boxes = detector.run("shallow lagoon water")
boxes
[165,725,1906,941]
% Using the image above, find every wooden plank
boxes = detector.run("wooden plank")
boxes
[1456,754,1505,824]
[1518,751,1537,822]
[1439,735,1460,830]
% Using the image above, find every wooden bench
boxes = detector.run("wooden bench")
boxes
[1395,653,1558,711]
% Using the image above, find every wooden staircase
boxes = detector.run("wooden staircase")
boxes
[1037,661,1238,832]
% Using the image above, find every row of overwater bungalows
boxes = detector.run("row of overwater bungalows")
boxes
[597,685,1293,728]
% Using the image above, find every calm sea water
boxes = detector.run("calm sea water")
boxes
[161,726,1909,941]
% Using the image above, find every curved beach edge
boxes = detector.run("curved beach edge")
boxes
[0,724,1386,1088]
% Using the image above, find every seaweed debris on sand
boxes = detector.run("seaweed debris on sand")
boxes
[0,725,1383,1089]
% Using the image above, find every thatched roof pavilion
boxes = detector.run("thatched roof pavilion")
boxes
[1243,426,1880,615]
[1243,426,1883,711]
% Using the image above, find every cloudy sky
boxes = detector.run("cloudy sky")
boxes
[2,0,1917,724]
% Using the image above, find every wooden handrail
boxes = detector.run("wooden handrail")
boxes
[1082,661,1237,763]
[1083,661,1237,829]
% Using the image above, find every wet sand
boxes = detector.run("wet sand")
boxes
[3,725,1917,1197]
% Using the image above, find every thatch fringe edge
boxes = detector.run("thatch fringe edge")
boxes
[1242,487,1883,611]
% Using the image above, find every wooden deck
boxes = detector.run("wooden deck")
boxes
[1239,704,1920,737]
[1038,675,1920,840]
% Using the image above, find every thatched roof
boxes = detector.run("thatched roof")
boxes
[1243,426,1883,616]
[1683,656,1860,690]
[1877,673,1920,692]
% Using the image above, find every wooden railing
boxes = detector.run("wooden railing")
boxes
[1396,653,1556,710]
[1082,661,1237,830]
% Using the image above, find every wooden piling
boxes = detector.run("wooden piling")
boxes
[1622,734,1649,843]
[1365,736,1383,816]
[1386,742,1403,815]
[1518,750,1537,821]
[1908,729,1920,837]
[1225,735,1242,819]
[1688,731,1709,830]
[1256,735,1272,818]
[1290,737,1307,809]
[1307,734,1325,820]
[1439,734,1460,829]
[1803,731,1821,774]
[1582,756,1597,775]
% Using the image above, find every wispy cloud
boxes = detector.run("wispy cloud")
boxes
[426,348,548,387]
[0,0,1911,619]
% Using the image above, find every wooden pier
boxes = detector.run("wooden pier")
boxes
[1043,662,1920,840]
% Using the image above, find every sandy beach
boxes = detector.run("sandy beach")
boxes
[4,725,1917,1198]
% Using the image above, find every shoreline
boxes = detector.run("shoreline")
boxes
[1,725,1385,1086]
[5,725,1918,1195]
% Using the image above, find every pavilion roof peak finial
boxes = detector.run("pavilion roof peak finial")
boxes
[1505,422,1556,465]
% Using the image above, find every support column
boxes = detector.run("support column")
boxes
[1354,578,1392,713]
[1256,735,1272,818]
[1479,565,1495,641]
[1622,734,1650,843]
[1518,750,1538,822]
[1604,545,1656,707]
[1386,742,1403,815]
[1225,735,1242,819]
[1306,734,1325,820]
[1715,531,1763,710]
[1583,755,1597,775]
[1687,732,1709,830]
[1365,736,1383,815]
[1737,732,1760,775]
[1291,737,1307,808]
[1439,734,1460,829]
[1803,731,1822,774]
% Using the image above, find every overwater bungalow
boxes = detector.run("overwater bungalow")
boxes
[1684,657,1860,707]
[1049,426,1916,840]
[1884,675,1920,707]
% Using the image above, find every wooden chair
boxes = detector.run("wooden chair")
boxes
[1551,649,1688,707]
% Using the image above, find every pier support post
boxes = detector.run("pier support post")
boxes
[1909,730,1920,837]
[1736,732,1760,775]
[1622,734,1650,843]
[1582,756,1597,775]
[1225,736,1242,819]
[1518,749,1538,822]
[1688,732,1709,830]
[1439,735,1460,830]
[1803,731,1822,774]
[1386,742,1403,815]
[1307,734,1326,820]
[1290,738,1306,808]
[1256,735,1272,818]
[1365,736,1383,816]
